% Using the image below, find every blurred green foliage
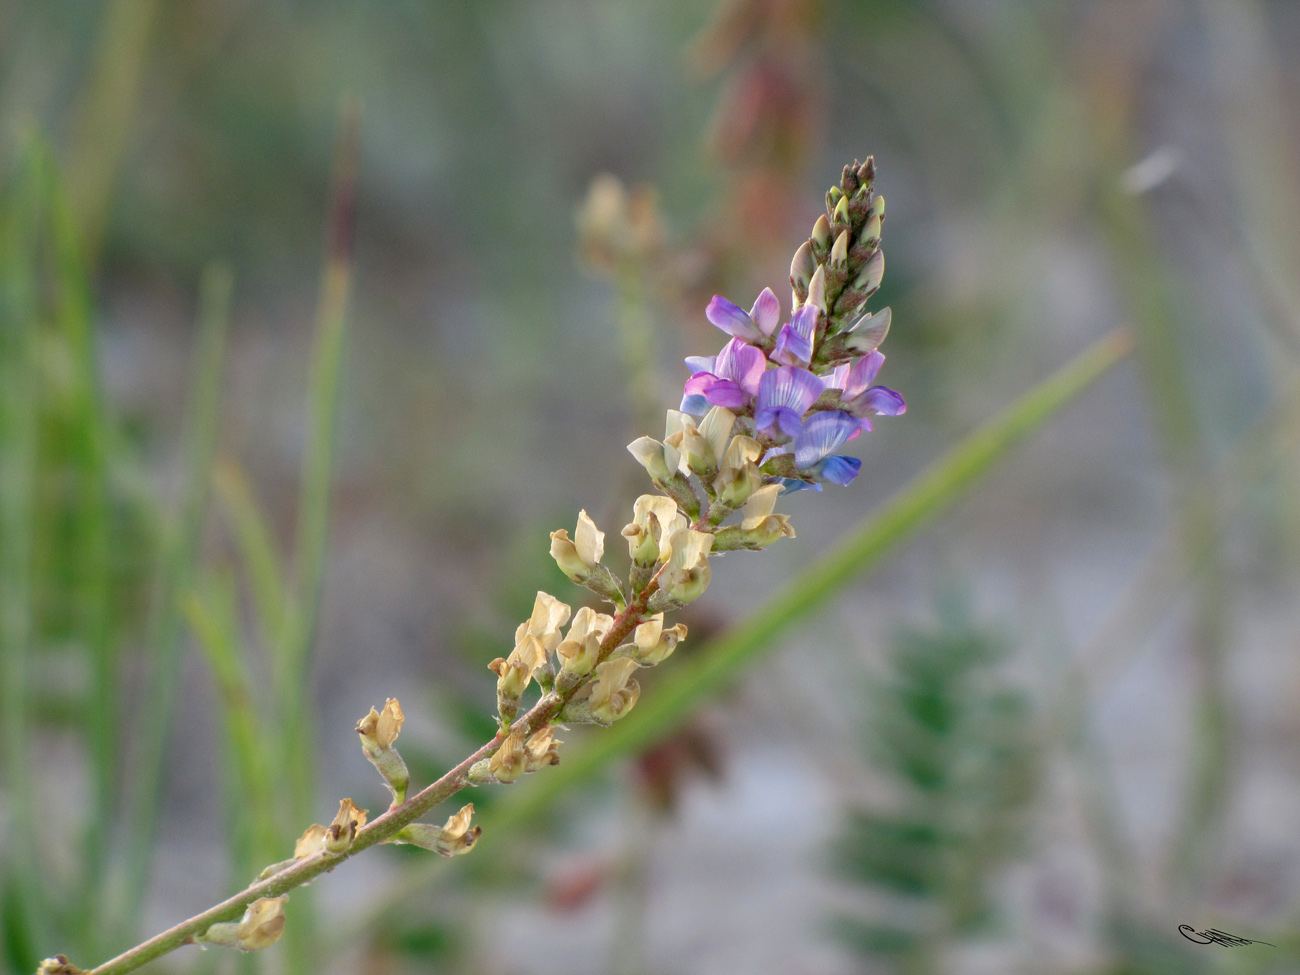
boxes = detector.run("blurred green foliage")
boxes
[832,599,1037,971]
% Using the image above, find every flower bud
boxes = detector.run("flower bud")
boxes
[790,240,815,296]
[853,249,884,294]
[826,185,843,210]
[807,264,828,315]
[488,730,528,783]
[843,307,890,354]
[811,213,831,250]
[589,658,641,724]
[832,195,850,226]
[633,614,688,666]
[830,229,850,268]
[859,209,881,248]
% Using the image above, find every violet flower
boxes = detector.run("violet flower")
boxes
[765,410,864,492]
[827,350,906,431]
[704,287,781,343]
[754,365,825,437]
[681,337,766,414]
[771,305,817,367]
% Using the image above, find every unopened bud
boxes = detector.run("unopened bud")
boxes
[859,210,881,248]
[832,195,850,226]
[811,213,831,250]
[830,229,850,268]
[853,249,884,294]
[589,658,641,724]
[633,615,688,666]
[826,185,844,210]
[790,240,815,295]
[807,264,827,315]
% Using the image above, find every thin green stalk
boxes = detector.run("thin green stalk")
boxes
[1098,168,1231,903]
[273,98,360,975]
[65,0,160,265]
[213,458,288,649]
[185,579,280,881]
[0,151,46,975]
[120,265,233,927]
[33,142,122,952]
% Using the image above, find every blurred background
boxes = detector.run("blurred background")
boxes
[2,0,1300,973]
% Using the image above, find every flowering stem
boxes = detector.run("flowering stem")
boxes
[85,584,661,975]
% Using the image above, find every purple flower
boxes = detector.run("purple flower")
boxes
[705,287,782,343]
[772,305,817,367]
[763,410,863,491]
[793,410,860,470]
[680,337,767,414]
[754,365,825,437]
[827,350,905,430]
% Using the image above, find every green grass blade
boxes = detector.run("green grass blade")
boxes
[483,329,1134,836]
[214,458,288,652]
[0,144,47,975]
[184,580,279,880]
[273,100,360,975]
[32,140,122,950]
[66,0,160,265]
[120,264,233,927]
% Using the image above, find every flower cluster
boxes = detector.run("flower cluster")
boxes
[82,161,901,974]
[678,157,903,492]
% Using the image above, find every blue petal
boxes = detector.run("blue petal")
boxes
[815,454,862,485]
[680,392,710,415]
[685,355,717,374]
[793,410,860,468]
[780,478,822,494]
[757,365,824,415]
